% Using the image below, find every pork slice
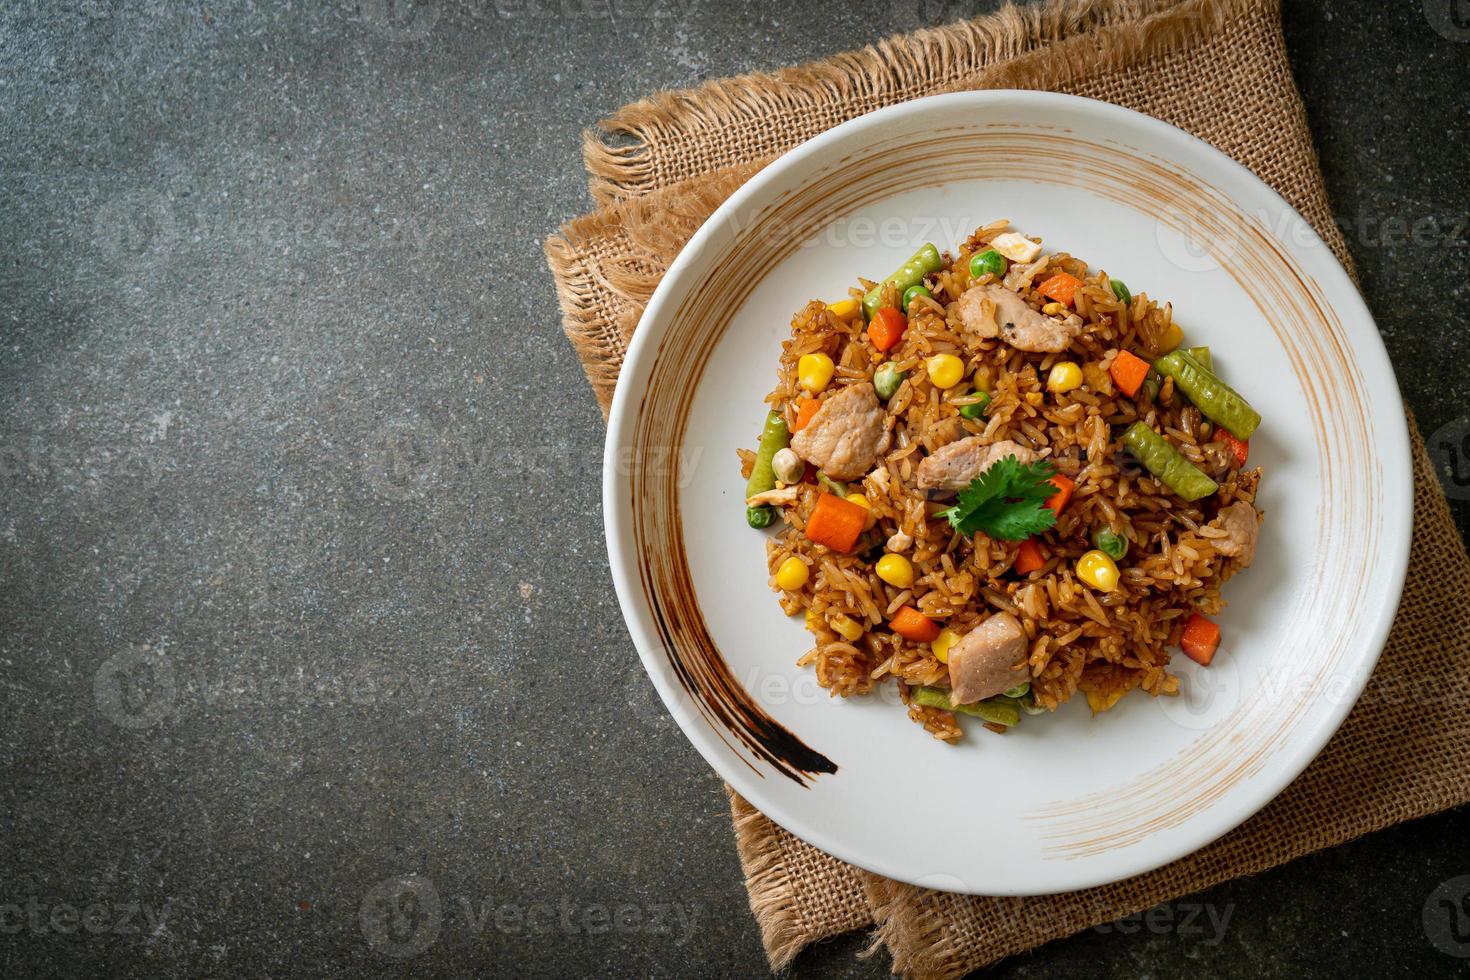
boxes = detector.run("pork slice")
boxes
[948,612,1030,705]
[789,382,888,481]
[915,437,1038,491]
[955,286,999,339]
[745,486,800,508]
[957,284,1083,353]
[1208,500,1261,567]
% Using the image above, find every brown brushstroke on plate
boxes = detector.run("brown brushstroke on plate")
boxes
[629,381,838,785]
[621,123,1385,836]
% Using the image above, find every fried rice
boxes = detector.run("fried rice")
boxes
[738,220,1263,742]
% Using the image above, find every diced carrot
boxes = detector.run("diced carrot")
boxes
[1043,473,1074,514]
[1180,612,1221,666]
[793,398,822,433]
[804,492,866,553]
[867,307,907,352]
[1014,538,1046,575]
[890,606,941,643]
[1218,430,1249,467]
[1038,273,1084,306]
[1109,350,1151,398]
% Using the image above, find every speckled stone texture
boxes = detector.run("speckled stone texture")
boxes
[0,0,1466,976]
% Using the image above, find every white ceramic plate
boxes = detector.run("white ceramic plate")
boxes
[603,91,1411,895]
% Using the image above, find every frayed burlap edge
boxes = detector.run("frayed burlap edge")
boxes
[544,163,764,415]
[550,0,1320,418]
[582,0,1258,205]
[543,0,1470,974]
[855,422,1470,979]
[728,789,815,969]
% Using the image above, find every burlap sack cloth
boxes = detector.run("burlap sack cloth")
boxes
[544,0,1470,974]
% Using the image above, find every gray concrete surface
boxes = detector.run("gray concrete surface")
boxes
[1,0,1467,976]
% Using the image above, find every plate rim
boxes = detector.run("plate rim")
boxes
[602,89,1413,894]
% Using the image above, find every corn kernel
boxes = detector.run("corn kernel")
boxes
[926,353,965,390]
[826,298,860,319]
[1085,686,1128,713]
[830,613,864,641]
[931,628,960,664]
[1076,549,1120,593]
[798,352,835,393]
[805,608,823,632]
[1155,320,1184,354]
[845,492,876,529]
[775,556,809,591]
[1041,301,1068,316]
[1047,361,1083,393]
[875,553,914,589]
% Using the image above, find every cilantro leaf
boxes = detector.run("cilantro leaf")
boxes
[939,455,1059,541]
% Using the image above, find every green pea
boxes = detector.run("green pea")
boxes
[1093,528,1128,560]
[969,249,1007,280]
[901,284,931,313]
[746,505,775,529]
[958,391,991,420]
[873,362,907,401]
[1110,279,1131,304]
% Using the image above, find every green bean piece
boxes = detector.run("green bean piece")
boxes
[1184,346,1212,371]
[971,699,1021,727]
[1153,350,1260,439]
[988,694,1037,717]
[1109,279,1132,305]
[912,686,951,710]
[1121,422,1219,501]
[744,410,790,528]
[901,284,931,313]
[1141,369,1162,403]
[968,249,1008,280]
[816,471,848,497]
[873,362,907,401]
[913,686,1021,727]
[1092,528,1128,560]
[958,391,991,420]
[862,243,943,321]
[1002,682,1031,699]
